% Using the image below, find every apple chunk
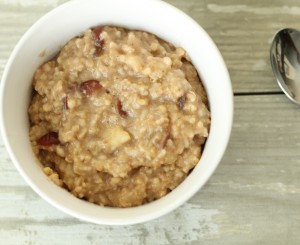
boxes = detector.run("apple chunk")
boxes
[102,126,131,151]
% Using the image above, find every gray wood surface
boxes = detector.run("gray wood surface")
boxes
[1,0,300,244]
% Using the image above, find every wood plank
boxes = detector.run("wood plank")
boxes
[201,94,300,244]
[1,94,300,244]
[1,0,300,244]
[2,0,300,93]
[165,0,300,93]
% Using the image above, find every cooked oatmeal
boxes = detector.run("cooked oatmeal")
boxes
[28,26,210,207]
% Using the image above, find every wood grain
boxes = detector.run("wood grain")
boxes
[1,0,300,244]
[165,0,300,93]
[3,0,300,93]
[2,95,300,244]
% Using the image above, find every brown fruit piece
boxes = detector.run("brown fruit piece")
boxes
[80,80,102,95]
[92,26,105,56]
[116,99,127,117]
[158,132,170,149]
[64,96,68,110]
[178,95,186,109]
[37,132,60,146]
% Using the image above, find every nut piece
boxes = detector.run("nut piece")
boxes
[102,126,131,151]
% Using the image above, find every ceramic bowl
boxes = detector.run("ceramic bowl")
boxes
[0,0,233,225]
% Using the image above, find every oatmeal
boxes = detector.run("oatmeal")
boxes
[28,26,210,207]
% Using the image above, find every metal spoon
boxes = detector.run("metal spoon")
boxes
[270,28,300,105]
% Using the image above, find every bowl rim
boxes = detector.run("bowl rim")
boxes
[0,0,233,225]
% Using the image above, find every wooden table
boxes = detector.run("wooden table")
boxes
[1,0,300,244]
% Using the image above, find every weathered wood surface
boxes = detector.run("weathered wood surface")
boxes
[1,0,300,244]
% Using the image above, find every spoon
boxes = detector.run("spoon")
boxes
[270,28,300,105]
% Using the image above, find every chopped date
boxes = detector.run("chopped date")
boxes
[43,161,56,171]
[181,57,188,63]
[178,95,186,109]
[80,80,102,95]
[92,27,104,47]
[37,132,60,146]
[64,96,68,110]
[92,26,105,55]
[158,132,170,149]
[116,99,127,117]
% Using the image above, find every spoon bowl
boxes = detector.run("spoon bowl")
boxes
[270,28,300,105]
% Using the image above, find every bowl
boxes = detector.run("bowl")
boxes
[0,0,233,225]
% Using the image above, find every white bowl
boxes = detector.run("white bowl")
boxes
[0,0,233,225]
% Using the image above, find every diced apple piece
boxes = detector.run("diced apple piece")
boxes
[102,126,131,151]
